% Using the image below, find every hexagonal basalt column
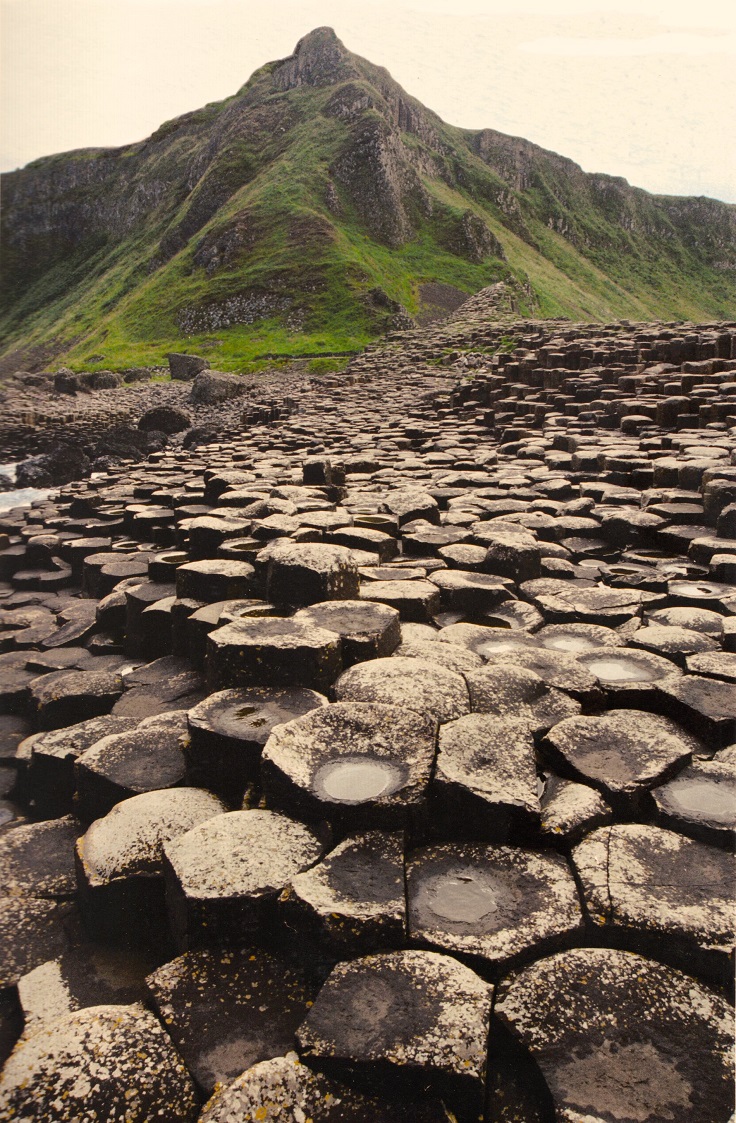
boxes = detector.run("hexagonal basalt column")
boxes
[493,948,734,1123]
[175,558,256,601]
[651,752,736,847]
[297,949,492,1107]
[432,710,541,841]
[292,599,401,665]
[541,709,696,812]
[280,830,406,957]
[75,787,225,945]
[186,685,328,803]
[163,809,326,949]
[334,657,469,724]
[0,1004,198,1122]
[261,540,360,604]
[464,665,581,735]
[261,702,437,830]
[572,822,734,984]
[206,617,343,691]
[406,843,583,975]
[145,947,318,1096]
[199,1054,453,1123]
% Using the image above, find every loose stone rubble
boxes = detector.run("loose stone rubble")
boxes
[0,311,735,1121]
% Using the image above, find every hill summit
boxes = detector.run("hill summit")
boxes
[1,27,734,370]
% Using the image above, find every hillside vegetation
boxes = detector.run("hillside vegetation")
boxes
[1,27,734,370]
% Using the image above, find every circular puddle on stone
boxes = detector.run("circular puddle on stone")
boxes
[669,580,724,598]
[660,776,736,826]
[583,656,658,682]
[477,638,533,657]
[313,756,404,804]
[542,636,601,654]
[414,869,503,925]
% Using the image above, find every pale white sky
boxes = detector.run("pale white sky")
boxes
[1,0,734,202]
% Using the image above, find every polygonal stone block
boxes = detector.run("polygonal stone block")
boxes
[163,809,325,949]
[298,949,493,1101]
[206,617,343,691]
[261,701,437,830]
[494,948,734,1123]
[146,947,318,1095]
[406,842,583,974]
[334,657,469,724]
[572,822,734,984]
[199,1054,453,1123]
[74,710,188,821]
[280,830,406,956]
[75,787,225,944]
[431,712,541,843]
[292,599,401,665]
[542,709,697,811]
[0,1005,198,1122]
[186,685,328,803]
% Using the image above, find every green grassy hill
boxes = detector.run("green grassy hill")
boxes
[1,27,734,371]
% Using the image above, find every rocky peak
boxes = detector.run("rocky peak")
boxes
[272,27,359,91]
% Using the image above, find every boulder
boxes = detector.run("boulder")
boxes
[138,405,192,434]
[190,370,248,404]
[168,352,210,380]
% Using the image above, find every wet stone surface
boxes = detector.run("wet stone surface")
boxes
[2,314,736,1117]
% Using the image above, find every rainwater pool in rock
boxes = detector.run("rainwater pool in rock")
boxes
[313,757,405,804]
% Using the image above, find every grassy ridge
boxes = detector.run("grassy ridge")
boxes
[1,29,733,371]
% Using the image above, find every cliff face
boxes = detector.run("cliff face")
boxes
[2,27,734,369]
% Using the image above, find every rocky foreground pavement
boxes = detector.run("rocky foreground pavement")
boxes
[0,312,734,1120]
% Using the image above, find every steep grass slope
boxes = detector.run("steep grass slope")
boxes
[1,27,734,370]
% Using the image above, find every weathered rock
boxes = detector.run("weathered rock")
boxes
[32,668,124,730]
[293,598,401,664]
[168,352,209,380]
[138,405,192,433]
[407,842,583,974]
[164,809,325,948]
[572,823,734,982]
[186,685,327,803]
[262,540,360,604]
[146,947,317,1095]
[651,753,736,846]
[540,773,614,845]
[465,664,581,734]
[297,949,493,1099]
[261,701,436,829]
[281,830,406,956]
[0,1004,199,1122]
[432,714,540,840]
[75,787,225,944]
[493,948,734,1123]
[334,656,469,724]
[190,369,247,403]
[359,578,442,621]
[542,709,696,810]
[74,710,188,820]
[206,617,343,691]
[199,1054,453,1123]
[0,815,78,899]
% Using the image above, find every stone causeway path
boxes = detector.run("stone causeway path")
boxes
[0,309,734,1120]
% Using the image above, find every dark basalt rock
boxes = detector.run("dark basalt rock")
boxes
[186,684,328,803]
[261,701,436,830]
[163,808,326,949]
[16,443,90,488]
[297,949,493,1103]
[493,948,734,1123]
[280,830,406,956]
[406,842,583,975]
[146,946,318,1095]
[199,1054,454,1123]
[0,1005,199,1122]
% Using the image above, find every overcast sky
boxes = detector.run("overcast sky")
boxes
[1,0,734,202]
